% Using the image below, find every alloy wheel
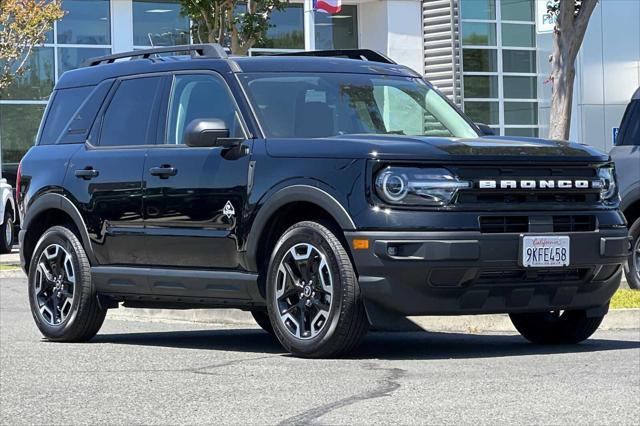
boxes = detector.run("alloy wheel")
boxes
[4,218,12,248]
[33,244,76,326]
[274,243,333,340]
[633,237,640,282]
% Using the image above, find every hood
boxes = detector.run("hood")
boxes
[265,135,609,163]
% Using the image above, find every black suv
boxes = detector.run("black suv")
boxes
[18,45,631,357]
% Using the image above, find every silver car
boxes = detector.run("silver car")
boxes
[610,87,640,289]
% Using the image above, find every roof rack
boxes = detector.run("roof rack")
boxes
[273,49,396,65]
[82,44,227,67]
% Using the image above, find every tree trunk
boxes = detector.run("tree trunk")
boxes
[547,0,598,141]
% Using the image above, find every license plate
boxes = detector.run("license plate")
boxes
[522,236,570,268]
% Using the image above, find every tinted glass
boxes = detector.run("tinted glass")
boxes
[501,0,534,21]
[58,47,111,74]
[462,22,497,46]
[57,0,111,44]
[502,50,536,72]
[464,101,499,125]
[240,74,478,138]
[257,4,304,49]
[166,74,243,144]
[464,76,499,98]
[0,104,46,163]
[502,23,535,47]
[504,102,538,125]
[463,49,498,72]
[133,0,190,46]
[504,127,538,137]
[99,77,162,146]
[39,86,93,144]
[503,76,537,98]
[461,0,495,19]
[0,47,54,100]
[618,101,640,146]
[315,5,358,49]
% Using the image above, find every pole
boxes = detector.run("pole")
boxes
[304,0,316,51]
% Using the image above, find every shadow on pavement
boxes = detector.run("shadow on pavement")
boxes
[92,328,640,360]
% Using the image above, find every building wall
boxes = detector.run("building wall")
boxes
[536,0,640,151]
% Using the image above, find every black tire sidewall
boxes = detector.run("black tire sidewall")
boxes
[624,217,640,289]
[266,223,348,355]
[28,226,92,340]
[0,211,12,253]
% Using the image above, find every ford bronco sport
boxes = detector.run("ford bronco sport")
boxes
[17,45,631,357]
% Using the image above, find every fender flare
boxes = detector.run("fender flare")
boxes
[621,183,640,216]
[22,193,97,265]
[1,189,15,222]
[245,184,356,271]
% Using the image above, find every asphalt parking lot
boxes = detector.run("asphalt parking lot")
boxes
[1,271,639,425]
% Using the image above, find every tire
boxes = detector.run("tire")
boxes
[28,225,107,342]
[509,308,606,345]
[623,216,640,290]
[251,310,274,335]
[0,209,14,254]
[266,221,368,358]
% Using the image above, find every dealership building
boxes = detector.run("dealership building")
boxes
[1,0,639,174]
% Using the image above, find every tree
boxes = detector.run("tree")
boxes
[547,0,598,140]
[0,0,64,91]
[179,0,289,56]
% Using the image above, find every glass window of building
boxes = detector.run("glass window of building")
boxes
[252,4,358,54]
[0,48,55,101]
[57,0,111,44]
[133,0,190,47]
[0,104,47,164]
[460,0,538,137]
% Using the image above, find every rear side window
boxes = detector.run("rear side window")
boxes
[39,86,93,145]
[617,100,639,146]
[98,77,162,147]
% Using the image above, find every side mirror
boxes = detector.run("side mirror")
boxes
[476,123,495,136]
[184,118,230,147]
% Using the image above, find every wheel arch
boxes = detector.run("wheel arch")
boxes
[246,184,356,276]
[22,193,96,268]
[622,194,640,227]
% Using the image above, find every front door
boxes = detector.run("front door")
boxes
[143,72,251,269]
[64,75,164,265]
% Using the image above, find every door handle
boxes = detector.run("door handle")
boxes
[150,165,177,178]
[74,168,99,180]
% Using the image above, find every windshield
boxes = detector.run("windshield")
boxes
[239,73,479,139]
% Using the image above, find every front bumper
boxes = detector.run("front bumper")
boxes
[346,229,631,322]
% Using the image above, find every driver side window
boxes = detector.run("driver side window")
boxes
[166,74,243,145]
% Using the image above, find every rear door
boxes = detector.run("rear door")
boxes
[65,75,164,265]
[143,72,252,269]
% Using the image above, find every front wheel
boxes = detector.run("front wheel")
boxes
[266,221,368,358]
[28,225,107,342]
[510,308,606,345]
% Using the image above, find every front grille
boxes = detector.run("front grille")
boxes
[479,216,528,233]
[451,164,603,209]
[475,268,587,285]
[479,215,597,233]
[553,215,597,232]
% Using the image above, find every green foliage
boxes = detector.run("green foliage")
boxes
[0,0,64,90]
[179,0,289,55]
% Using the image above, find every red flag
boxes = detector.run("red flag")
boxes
[314,0,342,14]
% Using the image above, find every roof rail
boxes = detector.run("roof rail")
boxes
[273,49,396,65]
[82,44,227,67]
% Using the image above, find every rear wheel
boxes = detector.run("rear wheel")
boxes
[0,209,13,254]
[28,225,107,342]
[623,217,640,290]
[510,308,605,345]
[266,221,368,358]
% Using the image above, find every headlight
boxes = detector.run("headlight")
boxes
[594,166,618,203]
[374,167,470,206]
